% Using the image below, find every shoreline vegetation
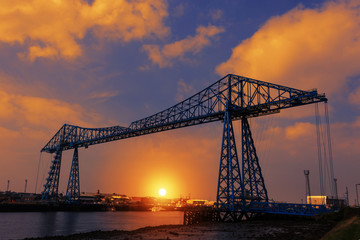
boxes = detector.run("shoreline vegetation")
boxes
[24,207,360,240]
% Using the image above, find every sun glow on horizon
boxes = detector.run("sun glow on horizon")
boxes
[158,188,167,197]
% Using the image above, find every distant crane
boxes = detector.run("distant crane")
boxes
[39,74,330,220]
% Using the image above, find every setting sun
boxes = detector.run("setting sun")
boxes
[158,188,167,197]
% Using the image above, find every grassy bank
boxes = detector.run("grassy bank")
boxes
[320,207,360,240]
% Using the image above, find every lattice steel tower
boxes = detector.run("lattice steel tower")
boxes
[65,148,80,203]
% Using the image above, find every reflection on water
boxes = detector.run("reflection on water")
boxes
[0,211,183,240]
[41,212,58,237]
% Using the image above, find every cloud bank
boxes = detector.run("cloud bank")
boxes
[143,25,224,68]
[0,0,169,61]
[216,0,360,95]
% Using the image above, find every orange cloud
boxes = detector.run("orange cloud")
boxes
[0,83,113,193]
[89,90,119,101]
[285,122,315,140]
[0,90,98,130]
[355,116,360,126]
[143,25,224,68]
[0,0,169,61]
[216,0,360,95]
[0,77,108,159]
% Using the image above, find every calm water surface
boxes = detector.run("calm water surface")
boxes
[0,211,184,240]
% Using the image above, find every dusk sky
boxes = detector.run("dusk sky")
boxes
[0,0,359,204]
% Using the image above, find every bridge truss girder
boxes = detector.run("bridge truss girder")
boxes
[41,74,326,153]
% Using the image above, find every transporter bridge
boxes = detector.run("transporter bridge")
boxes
[40,74,329,220]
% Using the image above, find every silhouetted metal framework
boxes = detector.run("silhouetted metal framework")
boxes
[40,74,328,216]
[216,111,242,215]
[41,74,326,153]
[241,118,268,203]
[65,148,80,203]
[42,149,62,200]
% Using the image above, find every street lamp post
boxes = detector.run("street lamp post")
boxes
[356,184,360,207]
[355,183,360,207]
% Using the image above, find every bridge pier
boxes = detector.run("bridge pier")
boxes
[65,148,80,204]
[41,149,62,200]
[184,208,263,224]
[241,117,268,202]
[216,109,268,219]
[216,110,242,213]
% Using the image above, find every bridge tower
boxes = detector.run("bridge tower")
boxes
[216,75,268,220]
[65,148,80,203]
[41,149,62,200]
[241,117,268,204]
[216,110,243,221]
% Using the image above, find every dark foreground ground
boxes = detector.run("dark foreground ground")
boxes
[25,208,360,240]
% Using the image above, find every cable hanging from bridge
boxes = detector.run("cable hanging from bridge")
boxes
[34,152,42,194]
[315,101,335,200]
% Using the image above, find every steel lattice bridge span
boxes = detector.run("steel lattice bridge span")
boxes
[41,74,330,220]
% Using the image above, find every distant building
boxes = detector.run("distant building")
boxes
[80,193,97,203]
[186,199,215,207]
[307,195,327,205]
[307,195,345,208]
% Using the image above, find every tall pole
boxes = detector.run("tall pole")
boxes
[345,187,349,206]
[334,178,338,200]
[6,180,9,192]
[304,170,311,204]
[356,184,360,207]
[24,179,28,193]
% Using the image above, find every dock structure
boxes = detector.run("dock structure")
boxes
[183,208,220,225]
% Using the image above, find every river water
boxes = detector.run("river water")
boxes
[0,211,184,240]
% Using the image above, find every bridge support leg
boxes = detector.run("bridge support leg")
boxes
[42,149,62,200]
[241,117,268,203]
[216,111,242,221]
[65,148,80,204]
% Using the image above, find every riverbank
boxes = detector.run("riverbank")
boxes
[23,219,335,240]
[25,207,360,240]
